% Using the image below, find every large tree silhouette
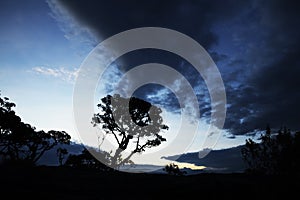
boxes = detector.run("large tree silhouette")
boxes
[0,94,71,165]
[92,94,169,168]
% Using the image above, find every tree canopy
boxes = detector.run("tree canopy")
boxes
[92,94,169,168]
[0,93,71,166]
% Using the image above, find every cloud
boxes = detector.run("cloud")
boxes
[222,0,300,134]
[51,0,237,133]
[54,0,250,48]
[46,0,98,55]
[52,0,300,136]
[32,66,79,83]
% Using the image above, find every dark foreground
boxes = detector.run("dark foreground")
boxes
[0,166,298,199]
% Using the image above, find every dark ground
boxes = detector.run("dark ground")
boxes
[0,166,298,199]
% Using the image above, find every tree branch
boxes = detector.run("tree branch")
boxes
[33,143,56,164]
[135,136,140,151]
[111,130,120,145]
[118,151,135,166]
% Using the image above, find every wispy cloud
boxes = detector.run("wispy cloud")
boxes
[46,0,98,55]
[32,66,79,83]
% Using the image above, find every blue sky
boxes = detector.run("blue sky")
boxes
[0,0,91,142]
[1,0,300,165]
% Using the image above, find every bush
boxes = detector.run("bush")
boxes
[242,126,300,175]
[163,163,186,176]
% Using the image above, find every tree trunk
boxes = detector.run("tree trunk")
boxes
[111,147,123,169]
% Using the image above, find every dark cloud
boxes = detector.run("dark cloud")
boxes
[56,0,300,135]
[109,48,212,117]
[209,52,228,63]
[223,0,300,134]
[57,0,249,48]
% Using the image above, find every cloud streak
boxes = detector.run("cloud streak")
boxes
[47,0,98,55]
[32,66,79,83]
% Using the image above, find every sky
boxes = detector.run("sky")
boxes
[1,0,300,165]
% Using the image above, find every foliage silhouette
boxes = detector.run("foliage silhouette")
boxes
[242,125,300,175]
[65,148,113,171]
[0,93,71,166]
[92,94,169,168]
[163,163,186,176]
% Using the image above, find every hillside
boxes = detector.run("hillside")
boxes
[164,145,246,173]
[36,143,246,173]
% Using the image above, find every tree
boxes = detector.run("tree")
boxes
[242,125,300,175]
[92,94,169,168]
[0,93,71,165]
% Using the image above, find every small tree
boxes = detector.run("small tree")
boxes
[0,94,71,165]
[65,148,113,171]
[92,94,169,168]
[164,163,186,176]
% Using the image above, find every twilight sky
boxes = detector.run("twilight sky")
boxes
[1,0,300,159]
